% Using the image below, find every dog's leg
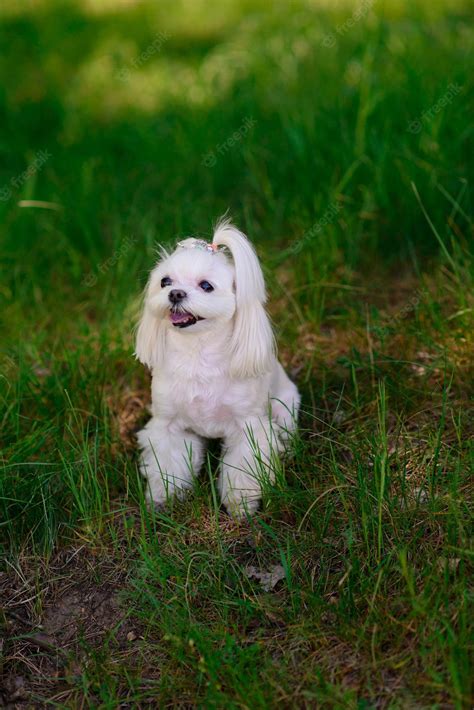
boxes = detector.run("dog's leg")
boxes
[270,362,300,441]
[219,417,281,518]
[137,418,204,506]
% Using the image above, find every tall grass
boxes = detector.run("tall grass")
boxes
[0,0,472,706]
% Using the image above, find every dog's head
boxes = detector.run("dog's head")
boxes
[135,219,274,378]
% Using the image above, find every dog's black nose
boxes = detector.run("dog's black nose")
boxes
[169,289,187,304]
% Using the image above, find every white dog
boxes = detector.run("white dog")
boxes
[135,219,300,517]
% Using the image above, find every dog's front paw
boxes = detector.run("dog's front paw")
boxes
[144,481,171,509]
[144,476,191,509]
[145,486,169,510]
[221,491,261,519]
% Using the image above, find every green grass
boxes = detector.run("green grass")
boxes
[0,0,473,706]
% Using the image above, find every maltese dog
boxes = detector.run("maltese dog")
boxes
[135,219,300,517]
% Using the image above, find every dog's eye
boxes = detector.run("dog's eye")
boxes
[199,280,214,292]
[161,276,172,288]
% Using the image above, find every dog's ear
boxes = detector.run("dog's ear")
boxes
[213,219,275,378]
[135,283,167,370]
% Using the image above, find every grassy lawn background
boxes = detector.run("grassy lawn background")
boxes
[0,0,473,706]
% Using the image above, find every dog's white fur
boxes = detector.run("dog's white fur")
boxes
[135,219,300,517]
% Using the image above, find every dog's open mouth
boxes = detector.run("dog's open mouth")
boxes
[170,309,204,328]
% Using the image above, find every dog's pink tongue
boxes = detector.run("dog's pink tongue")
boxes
[170,311,190,324]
